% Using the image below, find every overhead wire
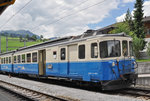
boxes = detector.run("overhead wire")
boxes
[31,0,106,32]
[31,0,90,31]
[0,0,33,30]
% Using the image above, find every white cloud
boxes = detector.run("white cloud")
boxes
[116,13,126,22]
[0,0,119,38]
[122,0,135,3]
[143,1,150,16]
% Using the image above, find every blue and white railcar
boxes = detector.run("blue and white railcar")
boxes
[13,50,39,75]
[0,51,13,73]
[0,32,138,90]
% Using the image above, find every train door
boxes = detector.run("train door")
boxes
[68,44,78,75]
[38,50,46,76]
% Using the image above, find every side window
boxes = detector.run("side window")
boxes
[91,43,98,58]
[6,57,8,64]
[4,58,5,64]
[14,56,16,63]
[32,52,37,62]
[129,41,134,56]
[9,57,11,64]
[53,51,57,59]
[1,58,3,64]
[122,41,128,56]
[79,45,85,59]
[22,54,25,63]
[17,55,21,63]
[27,53,31,63]
[61,48,66,60]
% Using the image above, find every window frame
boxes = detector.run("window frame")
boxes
[17,55,21,64]
[22,54,26,63]
[27,53,31,63]
[78,44,85,59]
[99,40,121,58]
[91,42,98,58]
[60,48,66,60]
[122,40,128,57]
[32,52,38,63]
[13,56,17,64]
[9,57,11,64]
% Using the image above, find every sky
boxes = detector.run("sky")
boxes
[0,0,150,38]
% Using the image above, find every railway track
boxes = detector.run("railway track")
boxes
[118,88,150,100]
[0,80,75,101]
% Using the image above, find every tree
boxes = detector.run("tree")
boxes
[40,35,43,41]
[25,34,29,41]
[31,35,37,41]
[19,35,23,42]
[133,0,145,38]
[109,22,131,35]
[133,36,145,59]
[125,8,134,31]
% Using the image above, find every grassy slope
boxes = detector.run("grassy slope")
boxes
[1,36,42,52]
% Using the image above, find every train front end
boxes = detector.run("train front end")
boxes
[99,35,138,90]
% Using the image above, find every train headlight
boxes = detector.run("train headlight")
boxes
[112,62,115,67]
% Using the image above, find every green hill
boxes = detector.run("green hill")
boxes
[1,36,42,53]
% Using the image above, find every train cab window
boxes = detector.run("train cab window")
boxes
[22,54,25,63]
[79,45,85,59]
[17,55,21,63]
[14,56,17,63]
[61,48,66,60]
[27,53,31,63]
[129,41,134,56]
[91,43,98,58]
[122,41,128,56]
[6,57,8,64]
[100,40,121,58]
[53,51,57,59]
[32,52,37,62]
[9,57,11,64]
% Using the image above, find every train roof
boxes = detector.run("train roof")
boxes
[0,32,130,55]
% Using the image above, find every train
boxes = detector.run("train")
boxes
[0,30,138,90]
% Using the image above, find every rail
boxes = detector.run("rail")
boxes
[0,80,74,101]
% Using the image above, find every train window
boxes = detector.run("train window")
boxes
[122,41,128,56]
[61,48,66,60]
[1,58,3,64]
[53,51,57,59]
[9,57,11,64]
[129,41,134,56]
[27,53,31,63]
[17,55,21,63]
[22,54,25,63]
[91,43,98,58]
[100,40,121,58]
[79,45,85,59]
[32,52,37,62]
[14,56,16,63]
[6,57,8,64]
[4,58,5,64]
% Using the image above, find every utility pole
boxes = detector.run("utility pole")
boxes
[24,39,26,47]
[6,35,8,52]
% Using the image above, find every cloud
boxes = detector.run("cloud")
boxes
[116,1,150,22]
[143,1,150,16]
[0,0,119,38]
[116,13,126,22]
[122,0,135,3]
